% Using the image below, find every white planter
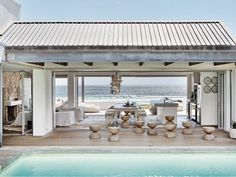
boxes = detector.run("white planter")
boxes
[229,128,236,139]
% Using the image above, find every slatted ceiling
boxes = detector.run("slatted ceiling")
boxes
[1,21,236,49]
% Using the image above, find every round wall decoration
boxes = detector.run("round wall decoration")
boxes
[203,86,211,94]
[212,85,218,93]
[211,76,218,85]
[203,76,211,85]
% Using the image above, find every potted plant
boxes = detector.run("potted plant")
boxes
[229,122,236,139]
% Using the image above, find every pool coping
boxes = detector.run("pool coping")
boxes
[1,146,236,170]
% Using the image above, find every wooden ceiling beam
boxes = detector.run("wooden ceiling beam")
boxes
[83,62,94,66]
[139,62,144,66]
[189,62,203,66]
[112,62,118,66]
[164,62,174,66]
[214,62,234,66]
[27,62,44,66]
[53,62,68,66]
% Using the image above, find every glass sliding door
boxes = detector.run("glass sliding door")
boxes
[21,72,33,135]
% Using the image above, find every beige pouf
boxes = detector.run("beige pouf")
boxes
[121,114,130,128]
[182,121,193,135]
[89,125,101,139]
[108,127,120,142]
[147,122,158,135]
[202,127,215,141]
[165,124,177,138]
[105,109,115,126]
[134,120,145,133]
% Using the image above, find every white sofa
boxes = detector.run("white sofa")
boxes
[56,111,75,126]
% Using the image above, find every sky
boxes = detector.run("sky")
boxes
[16,0,236,86]
[16,0,236,34]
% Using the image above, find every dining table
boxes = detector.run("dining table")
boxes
[111,102,141,125]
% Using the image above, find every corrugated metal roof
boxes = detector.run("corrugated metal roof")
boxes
[1,21,236,50]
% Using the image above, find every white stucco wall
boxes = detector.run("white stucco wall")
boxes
[0,0,20,31]
[33,69,53,136]
[200,72,218,126]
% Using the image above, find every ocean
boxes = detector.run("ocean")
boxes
[56,85,187,103]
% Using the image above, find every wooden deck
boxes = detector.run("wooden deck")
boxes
[3,127,236,146]
[1,127,236,170]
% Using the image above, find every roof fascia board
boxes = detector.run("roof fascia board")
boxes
[6,51,236,62]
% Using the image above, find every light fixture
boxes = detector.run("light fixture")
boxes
[110,72,122,95]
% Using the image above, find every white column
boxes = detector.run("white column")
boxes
[45,71,53,132]
[0,44,4,147]
[186,74,192,99]
[232,70,236,123]
[0,63,2,147]
[68,73,75,108]
[224,71,232,131]
[33,69,53,136]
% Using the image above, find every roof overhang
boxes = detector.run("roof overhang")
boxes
[5,49,236,62]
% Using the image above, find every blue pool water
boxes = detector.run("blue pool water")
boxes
[1,153,236,177]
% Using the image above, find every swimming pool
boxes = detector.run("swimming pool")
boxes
[1,153,236,177]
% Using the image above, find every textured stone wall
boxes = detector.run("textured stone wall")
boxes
[3,72,22,123]
[3,72,22,101]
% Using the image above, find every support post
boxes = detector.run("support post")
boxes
[68,73,76,108]
[0,44,4,147]
[0,64,2,147]
[81,77,85,102]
